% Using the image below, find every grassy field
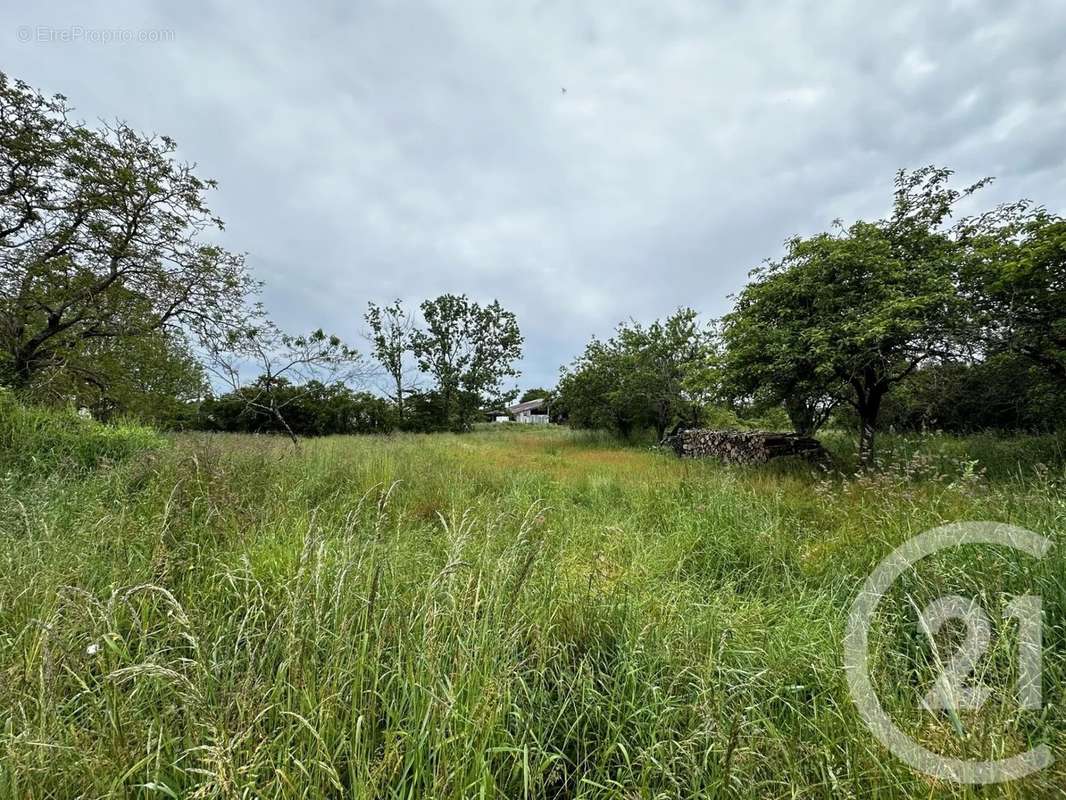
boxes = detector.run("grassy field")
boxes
[1,407,1065,798]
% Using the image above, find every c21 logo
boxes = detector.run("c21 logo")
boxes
[918,592,1042,714]
[844,522,1053,784]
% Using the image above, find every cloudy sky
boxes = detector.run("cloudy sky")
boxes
[6,0,1066,390]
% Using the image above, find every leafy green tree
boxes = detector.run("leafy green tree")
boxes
[557,308,714,439]
[556,337,638,435]
[198,380,394,436]
[335,390,395,434]
[0,73,254,392]
[876,356,1066,433]
[409,294,522,430]
[364,299,417,423]
[401,389,449,433]
[722,167,982,467]
[35,327,206,426]
[519,387,552,403]
[619,309,716,439]
[960,209,1066,382]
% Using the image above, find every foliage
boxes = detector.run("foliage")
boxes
[399,389,452,432]
[722,167,985,466]
[875,356,1066,433]
[198,380,394,436]
[0,388,162,474]
[959,208,1066,382]
[410,294,523,430]
[0,72,254,393]
[365,299,418,423]
[557,308,715,439]
[21,327,206,428]
[519,387,552,403]
[204,321,364,444]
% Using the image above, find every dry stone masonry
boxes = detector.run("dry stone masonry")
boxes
[661,427,829,465]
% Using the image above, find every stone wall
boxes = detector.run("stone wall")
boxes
[661,428,829,465]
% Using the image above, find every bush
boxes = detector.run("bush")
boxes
[0,390,164,474]
[875,358,1066,433]
[195,381,396,437]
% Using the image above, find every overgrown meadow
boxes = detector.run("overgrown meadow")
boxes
[1,401,1064,798]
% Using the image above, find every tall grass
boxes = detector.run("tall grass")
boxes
[0,389,163,475]
[0,418,1063,797]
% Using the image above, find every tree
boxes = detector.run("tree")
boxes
[959,208,1066,383]
[205,321,363,445]
[0,73,254,393]
[556,309,715,439]
[876,356,1066,433]
[409,294,522,430]
[364,299,417,423]
[617,309,716,439]
[31,326,206,426]
[719,331,838,436]
[519,387,552,402]
[722,167,982,468]
[198,380,395,436]
[556,336,643,437]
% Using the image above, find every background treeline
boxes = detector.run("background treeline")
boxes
[195,294,523,437]
[0,73,524,438]
[869,356,1065,433]
[555,329,1066,441]
[556,168,1066,465]
[3,72,1064,462]
[196,380,394,436]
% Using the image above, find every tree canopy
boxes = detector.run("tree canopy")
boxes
[205,322,363,445]
[364,299,417,423]
[959,208,1066,383]
[410,294,523,430]
[198,380,394,437]
[722,167,985,466]
[557,308,715,440]
[0,72,254,400]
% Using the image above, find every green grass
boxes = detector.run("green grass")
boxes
[0,415,1064,798]
[0,389,164,476]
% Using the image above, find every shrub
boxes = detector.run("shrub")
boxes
[0,390,164,474]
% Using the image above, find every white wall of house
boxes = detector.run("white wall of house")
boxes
[515,410,549,424]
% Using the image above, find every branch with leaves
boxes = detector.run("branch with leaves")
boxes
[204,321,365,446]
[0,71,256,393]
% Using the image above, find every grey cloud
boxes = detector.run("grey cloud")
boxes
[4,0,1065,388]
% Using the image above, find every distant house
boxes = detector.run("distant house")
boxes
[500,397,550,424]
[480,407,509,423]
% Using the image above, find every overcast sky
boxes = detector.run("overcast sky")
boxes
[6,0,1066,390]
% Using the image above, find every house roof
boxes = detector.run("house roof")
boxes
[507,397,547,414]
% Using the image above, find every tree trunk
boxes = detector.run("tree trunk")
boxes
[858,417,876,470]
[855,386,884,471]
[654,399,670,442]
[440,385,453,429]
[9,344,40,389]
[270,404,299,448]
[785,397,815,436]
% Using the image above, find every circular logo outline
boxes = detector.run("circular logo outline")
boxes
[844,521,1053,784]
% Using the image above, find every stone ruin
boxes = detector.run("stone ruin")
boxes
[660,427,829,466]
